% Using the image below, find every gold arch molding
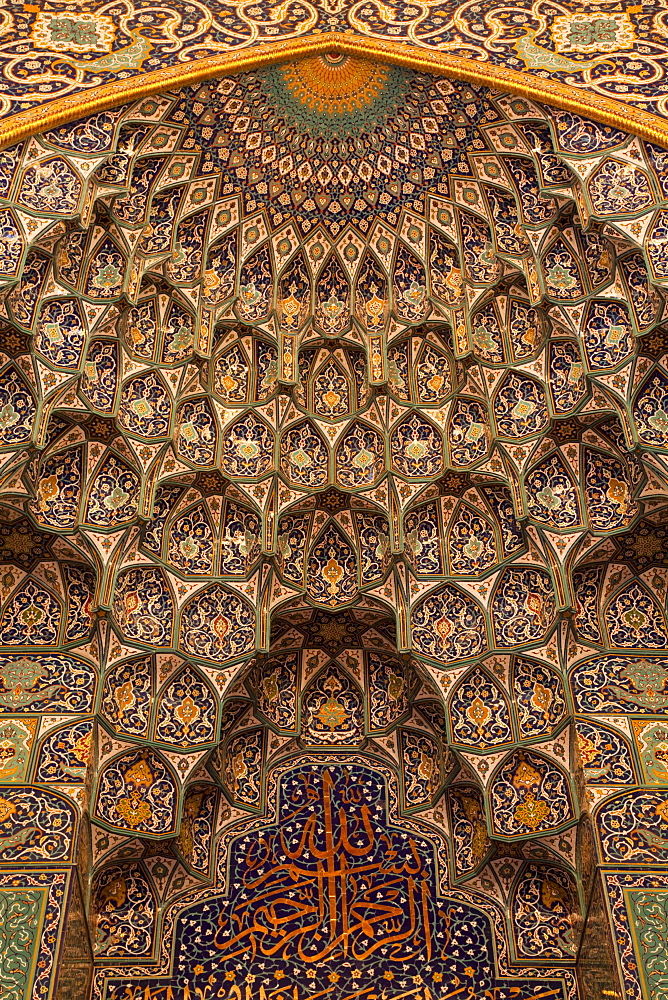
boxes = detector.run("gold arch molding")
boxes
[3,33,668,150]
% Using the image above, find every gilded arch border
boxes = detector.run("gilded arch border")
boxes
[3,33,668,150]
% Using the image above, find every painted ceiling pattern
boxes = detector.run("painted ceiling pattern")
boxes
[0,48,667,1000]
[1,56,668,636]
[5,0,668,130]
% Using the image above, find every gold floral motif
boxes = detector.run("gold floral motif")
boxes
[514,792,550,831]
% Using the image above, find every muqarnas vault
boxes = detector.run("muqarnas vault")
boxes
[0,46,666,1000]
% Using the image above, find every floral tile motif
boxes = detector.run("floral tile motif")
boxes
[3,6,668,141]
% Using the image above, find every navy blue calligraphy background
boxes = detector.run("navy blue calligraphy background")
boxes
[106,764,565,1000]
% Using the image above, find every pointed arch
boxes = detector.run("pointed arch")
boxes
[84,451,140,527]
[174,782,218,875]
[221,726,265,809]
[100,654,153,738]
[179,583,255,662]
[63,563,95,643]
[489,749,574,838]
[301,660,364,745]
[0,577,63,646]
[35,297,86,370]
[175,396,218,467]
[510,863,579,961]
[30,445,83,529]
[446,501,498,575]
[167,502,215,575]
[161,299,196,363]
[619,250,660,332]
[393,243,429,322]
[118,370,172,439]
[404,500,443,576]
[354,510,391,584]
[221,411,275,479]
[154,664,218,746]
[203,229,237,307]
[469,300,505,363]
[525,451,582,529]
[415,338,452,404]
[491,566,556,648]
[280,419,329,488]
[400,727,444,810]
[482,187,528,256]
[548,340,586,415]
[212,339,250,404]
[84,234,127,301]
[541,236,585,301]
[315,252,350,337]
[0,208,23,279]
[220,499,263,576]
[604,579,668,648]
[94,747,178,837]
[276,511,310,586]
[165,208,210,286]
[236,243,273,323]
[0,363,36,448]
[354,249,387,333]
[80,339,118,413]
[457,210,500,286]
[306,519,358,607]
[447,783,492,877]
[447,397,490,467]
[512,656,566,739]
[493,370,549,439]
[507,295,543,362]
[335,420,385,489]
[390,411,444,478]
[112,565,174,647]
[583,298,633,371]
[428,230,462,307]
[278,249,311,332]
[312,355,352,418]
[411,583,487,662]
[92,862,157,959]
[252,652,299,733]
[124,294,158,361]
[583,447,637,530]
[448,666,513,748]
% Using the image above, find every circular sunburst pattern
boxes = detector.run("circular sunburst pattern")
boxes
[258,53,419,147]
[268,53,401,125]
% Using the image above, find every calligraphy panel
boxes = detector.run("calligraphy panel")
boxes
[100,763,568,1000]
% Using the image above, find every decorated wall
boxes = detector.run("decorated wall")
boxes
[0,40,666,1000]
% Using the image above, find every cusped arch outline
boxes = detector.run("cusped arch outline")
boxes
[447,665,514,750]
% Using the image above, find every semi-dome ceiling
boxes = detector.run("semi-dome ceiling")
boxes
[1,55,668,659]
[0,53,666,698]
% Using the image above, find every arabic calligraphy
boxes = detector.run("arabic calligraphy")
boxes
[109,985,565,1000]
[104,764,565,1000]
[214,767,431,963]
